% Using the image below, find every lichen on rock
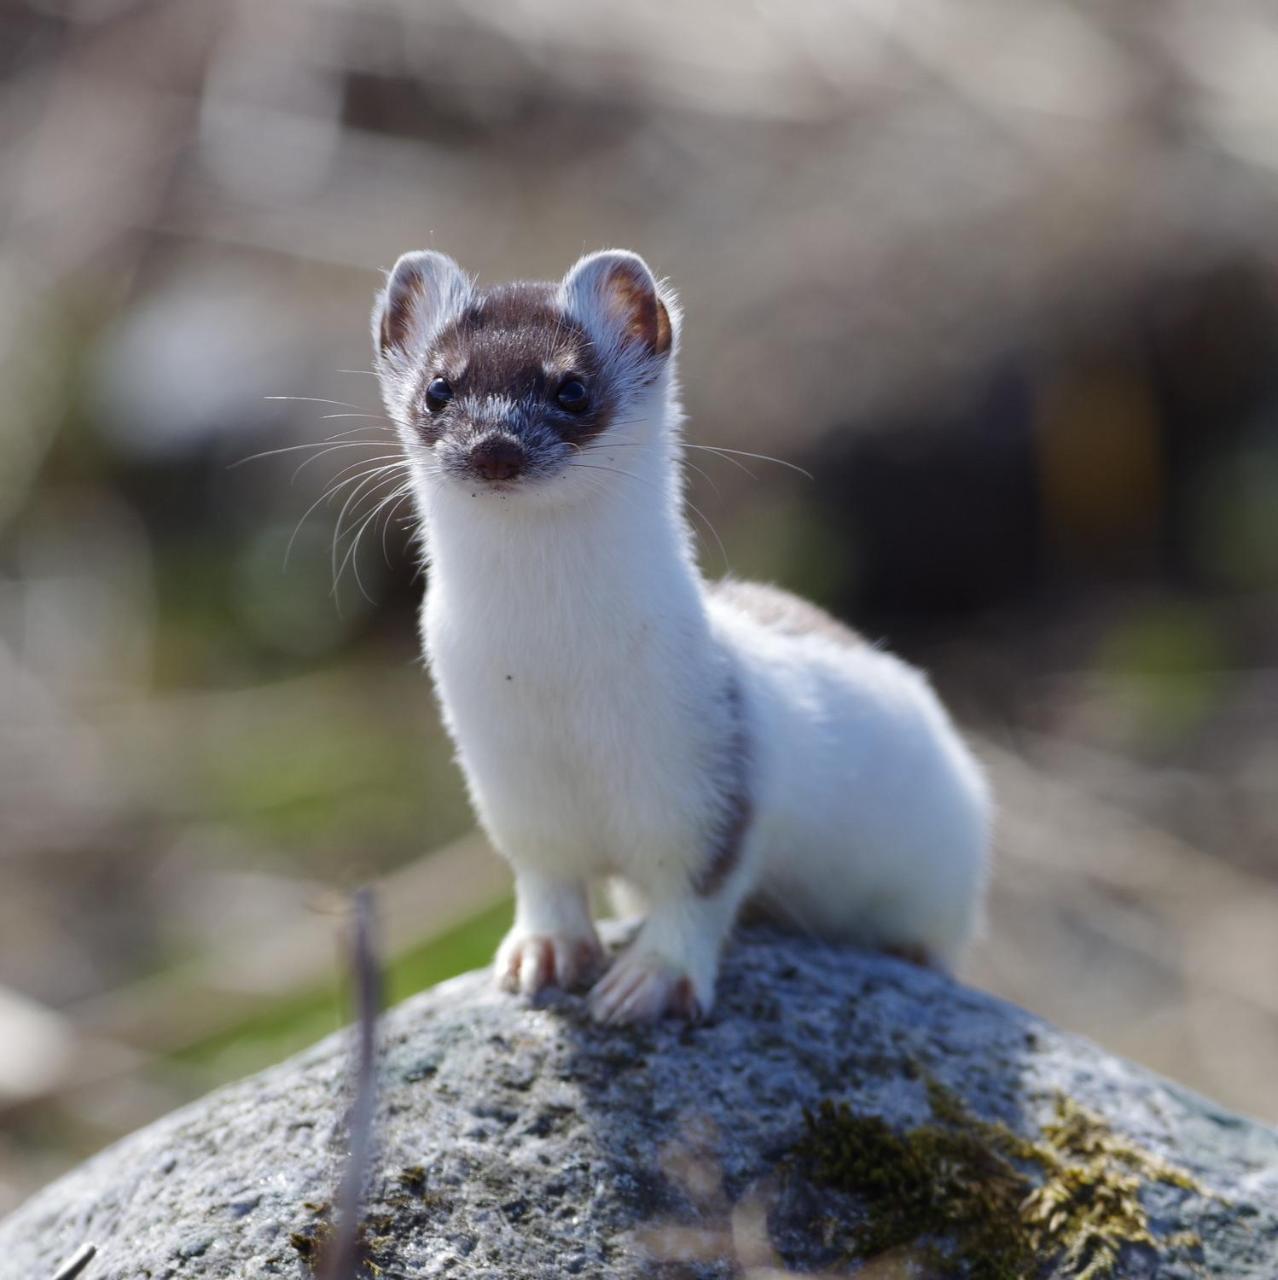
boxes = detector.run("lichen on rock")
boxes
[794,1078,1208,1279]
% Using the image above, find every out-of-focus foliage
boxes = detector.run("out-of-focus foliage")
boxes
[2,0,1278,1212]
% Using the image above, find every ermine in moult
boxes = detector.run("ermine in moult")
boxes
[372,248,991,1024]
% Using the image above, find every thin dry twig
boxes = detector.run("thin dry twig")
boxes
[320,888,382,1280]
[50,1242,96,1280]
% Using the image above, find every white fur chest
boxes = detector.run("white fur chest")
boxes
[420,491,724,879]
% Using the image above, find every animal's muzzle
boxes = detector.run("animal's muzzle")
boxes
[468,435,527,482]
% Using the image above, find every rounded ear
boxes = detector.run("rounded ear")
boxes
[559,250,675,360]
[373,250,472,361]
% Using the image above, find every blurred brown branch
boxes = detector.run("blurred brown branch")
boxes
[321,887,381,1280]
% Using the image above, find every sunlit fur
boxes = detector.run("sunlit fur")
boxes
[374,248,991,1023]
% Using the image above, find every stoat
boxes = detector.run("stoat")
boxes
[372,248,991,1024]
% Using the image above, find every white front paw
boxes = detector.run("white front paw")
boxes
[588,949,708,1024]
[496,929,604,996]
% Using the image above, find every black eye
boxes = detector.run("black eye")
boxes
[556,379,589,413]
[425,377,453,412]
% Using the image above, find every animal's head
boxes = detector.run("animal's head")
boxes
[372,249,679,504]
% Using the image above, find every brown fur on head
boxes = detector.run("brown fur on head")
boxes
[372,250,678,490]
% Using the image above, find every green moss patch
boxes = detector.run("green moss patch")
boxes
[794,1078,1206,1280]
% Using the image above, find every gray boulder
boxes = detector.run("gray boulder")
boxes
[2,928,1275,1279]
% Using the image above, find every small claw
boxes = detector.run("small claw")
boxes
[519,937,552,995]
[670,975,703,1021]
[498,948,522,993]
[588,952,705,1025]
[496,932,603,997]
[555,936,605,990]
[594,967,650,1024]
[881,941,939,970]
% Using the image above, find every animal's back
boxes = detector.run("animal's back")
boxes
[707,578,868,648]
[705,578,991,965]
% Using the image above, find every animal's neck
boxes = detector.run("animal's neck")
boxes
[422,416,706,641]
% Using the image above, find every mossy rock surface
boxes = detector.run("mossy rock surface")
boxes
[1,927,1275,1278]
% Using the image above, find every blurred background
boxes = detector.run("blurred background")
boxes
[3,0,1278,1214]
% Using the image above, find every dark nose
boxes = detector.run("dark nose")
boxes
[469,436,527,482]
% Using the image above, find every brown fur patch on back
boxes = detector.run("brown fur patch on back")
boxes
[693,674,752,898]
[710,580,865,648]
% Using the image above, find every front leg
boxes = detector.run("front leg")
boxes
[496,869,603,996]
[589,887,743,1024]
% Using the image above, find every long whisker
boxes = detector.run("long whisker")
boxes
[302,452,407,511]
[229,438,391,470]
[684,444,756,480]
[678,457,720,494]
[335,466,412,548]
[379,486,415,567]
[324,452,408,486]
[265,395,369,410]
[285,462,406,569]
[579,436,749,480]
[683,496,730,574]
[332,462,409,549]
[334,476,410,603]
[295,441,401,483]
[565,461,651,485]
[322,425,393,440]
[332,463,410,586]
[685,443,813,480]
[577,440,720,495]
[292,444,402,485]
[582,437,811,482]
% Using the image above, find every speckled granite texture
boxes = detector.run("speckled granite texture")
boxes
[2,929,1275,1278]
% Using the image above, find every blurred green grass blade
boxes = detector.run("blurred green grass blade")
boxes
[170,899,512,1075]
